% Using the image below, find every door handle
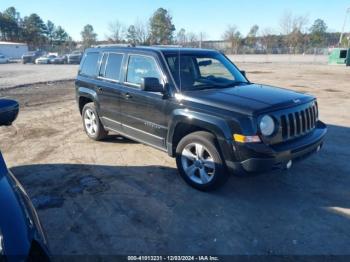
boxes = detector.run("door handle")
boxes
[124,93,132,99]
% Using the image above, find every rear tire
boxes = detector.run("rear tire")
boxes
[175,131,228,191]
[82,102,108,141]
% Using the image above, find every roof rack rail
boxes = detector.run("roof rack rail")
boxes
[94,43,136,48]
[151,44,183,48]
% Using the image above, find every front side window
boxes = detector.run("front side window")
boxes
[165,52,247,91]
[80,52,99,77]
[126,55,161,86]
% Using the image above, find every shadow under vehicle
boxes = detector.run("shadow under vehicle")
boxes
[0,99,50,261]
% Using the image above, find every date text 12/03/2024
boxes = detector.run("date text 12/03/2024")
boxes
[127,256,220,261]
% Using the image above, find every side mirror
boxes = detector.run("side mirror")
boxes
[0,99,19,126]
[198,60,212,67]
[240,70,246,77]
[141,77,163,93]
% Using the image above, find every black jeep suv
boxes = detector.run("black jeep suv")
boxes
[22,51,43,64]
[75,46,327,191]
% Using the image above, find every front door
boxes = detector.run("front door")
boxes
[119,54,168,150]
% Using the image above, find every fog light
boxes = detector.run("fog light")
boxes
[286,160,293,169]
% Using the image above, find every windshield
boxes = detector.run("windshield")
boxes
[164,52,248,91]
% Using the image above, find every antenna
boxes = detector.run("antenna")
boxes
[178,47,182,92]
[339,7,350,46]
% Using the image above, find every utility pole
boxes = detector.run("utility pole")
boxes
[198,32,207,48]
[339,7,350,46]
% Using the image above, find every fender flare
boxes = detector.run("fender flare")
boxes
[167,109,234,158]
[77,87,99,113]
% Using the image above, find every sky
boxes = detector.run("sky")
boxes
[1,0,349,41]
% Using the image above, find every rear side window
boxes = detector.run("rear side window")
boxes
[103,53,123,81]
[80,52,99,77]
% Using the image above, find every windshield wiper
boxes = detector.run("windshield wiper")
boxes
[185,81,249,91]
[222,81,249,88]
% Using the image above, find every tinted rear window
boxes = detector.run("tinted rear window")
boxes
[80,52,99,77]
[103,53,123,81]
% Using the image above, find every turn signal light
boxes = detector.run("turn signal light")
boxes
[233,134,261,143]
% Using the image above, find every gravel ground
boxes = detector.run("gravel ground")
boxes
[0,60,349,256]
[0,63,78,89]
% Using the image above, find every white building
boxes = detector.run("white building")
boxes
[0,41,28,59]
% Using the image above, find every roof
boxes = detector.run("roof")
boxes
[86,45,218,55]
[0,41,28,46]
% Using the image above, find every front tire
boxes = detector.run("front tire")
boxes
[176,131,228,191]
[82,102,108,141]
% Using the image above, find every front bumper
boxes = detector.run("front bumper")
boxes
[227,121,327,174]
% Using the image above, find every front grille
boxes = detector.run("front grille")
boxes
[279,102,318,141]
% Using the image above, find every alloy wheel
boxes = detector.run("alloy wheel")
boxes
[84,108,98,136]
[181,142,215,185]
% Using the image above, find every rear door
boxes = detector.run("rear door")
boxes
[119,53,168,150]
[96,52,125,131]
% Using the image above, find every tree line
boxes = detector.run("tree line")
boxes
[0,6,75,53]
[221,12,346,54]
[81,8,176,49]
[1,6,348,54]
[79,9,350,54]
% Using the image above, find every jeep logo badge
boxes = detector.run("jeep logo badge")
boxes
[293,99,301,103]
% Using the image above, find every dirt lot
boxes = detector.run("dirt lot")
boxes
[0,60,349,255]
[0,63,78,89]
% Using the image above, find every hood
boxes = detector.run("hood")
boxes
[182,83,314,115]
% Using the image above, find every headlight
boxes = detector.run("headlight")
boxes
[259,115,275,136]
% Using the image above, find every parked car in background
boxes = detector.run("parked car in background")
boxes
[0,98,50,260]
[0,54,9,64]
[35,55,57,64]
[49,55,67,64]
[22,51,43,64]
[67,50,83,64]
